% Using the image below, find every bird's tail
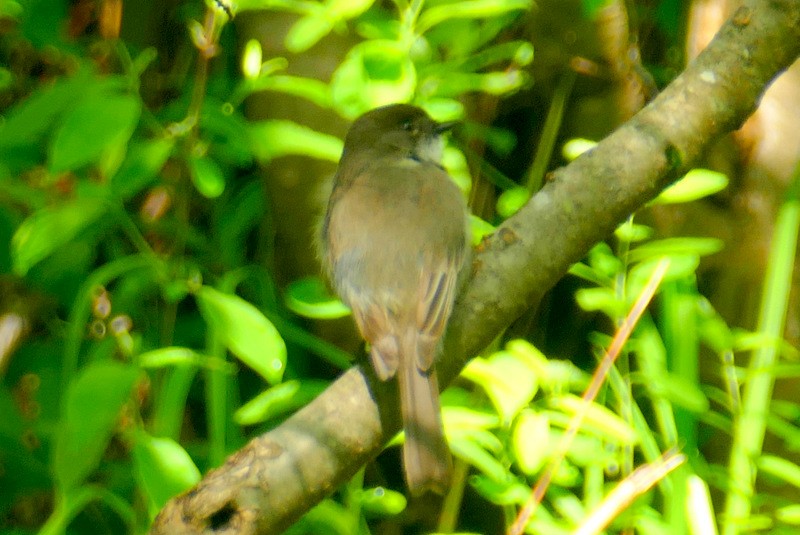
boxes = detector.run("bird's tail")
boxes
[398,334,452,496]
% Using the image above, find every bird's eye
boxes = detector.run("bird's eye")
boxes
[401,120,413,131]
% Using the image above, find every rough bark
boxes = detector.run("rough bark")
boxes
[150,1,800,533]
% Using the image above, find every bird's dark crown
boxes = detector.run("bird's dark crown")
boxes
[341,104,448,163]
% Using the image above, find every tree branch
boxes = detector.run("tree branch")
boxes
[150,1,800,533]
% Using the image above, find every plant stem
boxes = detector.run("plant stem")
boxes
[722,166,800,534]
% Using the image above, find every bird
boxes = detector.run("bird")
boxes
[321,103,470,495]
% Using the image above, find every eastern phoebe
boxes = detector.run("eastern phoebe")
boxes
[322,103,470,495]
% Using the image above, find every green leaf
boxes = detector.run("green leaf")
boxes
[0,67,11,91]
[431,70,528,98]
[549,395,638,445]
[442,144,472,194]
[561,138,596,161]
[275,0,390,54]
[248,120,343,162]
[652,168,729,205]
[285,15,335,53]
[614,222,653,243]
[511,410,549,475]
[196,286,287,384]
[330,40,416,118]
[0,71,91,149]
[776,505,800,525]
[11,199,106,275]
[110,138,175,200]
[649,374,709,413]
[470,475,531,506]
[686,475,717,534]
[284,276,351,319]
[0,1,23,19]
[586,241,623,278]
[506,339,550,373]
[53,361,140,491]
[461,350,539,424]
[241,38,263,79]
[200,102,254,167]
[359,486,407,517]
[292,499,353,535]
[418,0,531,32]
[496,186,529,218]
[235,379,328,425]
[138,347,201,368]
[628,237,724,263]
[449,430,510,482]
[188,156,226,198]
[217,181,265,267]
[442,404,500,430]
[626,255,701,298]
[575,287,625,316]
[240,74,332,108]
[697,300,735,354]
[456,40,534,73]
[470,214,495,245]
[327,0,375,19]
[546,428,614,468]
[133,432,201,509]
[758,455,800,489]
[49,92,141,172]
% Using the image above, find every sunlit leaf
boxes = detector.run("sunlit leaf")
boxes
[443,405,501,430]
[461,350,539,424]
[327,0,375,19]
[652,168,729,205]
[470,214,495,245]
[449,431,510,482]
[431,70,528,98]
[249,120,343,162]
[285,15,334,53]
[758,455,800,489]
[359,486,407,517]
[196,286,286,384]
[628,237,724,263]
[562,138,596,161]
[550,395,638,445]
[575,287,625,316]
[285,276,351,319]
[188,156,226,198]
[614,222,653,243]
[469,475,530,506]
[418,0,531,32]
[235,379,328,425]
[238,74,331,108]
[330,40,416,118]
[138,347,201,368]
[133,432,200,509]
[512,410,549,475]
[241,38,263,79]
[294,498,352,535]
[686,475,717,535]
[442,145,472,195]
[497,186,529,218]
[776,505,800,525]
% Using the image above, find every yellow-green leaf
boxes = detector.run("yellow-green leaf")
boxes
[196,286,286,384]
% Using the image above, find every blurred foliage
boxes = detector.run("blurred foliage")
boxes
[0,0,798,534]
[0,0,531,532]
